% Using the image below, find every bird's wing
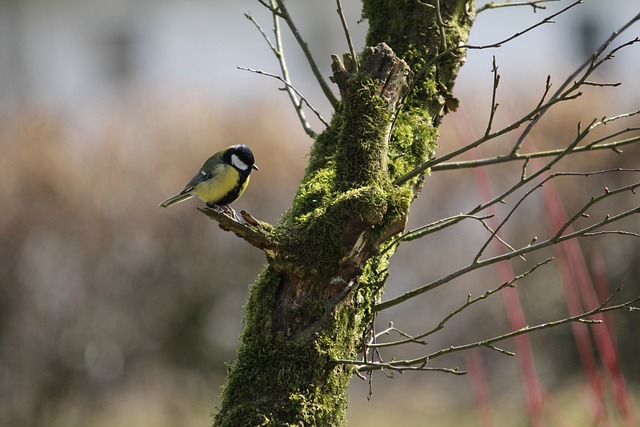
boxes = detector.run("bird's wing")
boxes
[179,168,214,194]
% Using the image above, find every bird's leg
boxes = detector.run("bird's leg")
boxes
[222,205,241,222]
[228,206,241,222]
[205,202,241,222]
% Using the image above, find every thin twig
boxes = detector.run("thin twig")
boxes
[431,132,640,171]
[373,322,428,345]
[375,188,639,312]
[474,169,640,264]
[583,81,622,88]
[367,289,640,370]
[477,216,525,262]
[402,124,591,241]
[395,214,493,245]
[583,231,640,238]
[485,344,516,356]
[269,1,316,137]
[553,179,640,240]
[434,0,449,51]
[469,0,583,51]
[336,0,358,72]
[484,56,500,137]
[509,19,640,155]
[245,7,317,137]
[273,0,339,108]
[370,258,553,349]
[477,0,561,14]
[334,358,467,375]
[393,5,640,186]
[244,11,277,53]
[535,74,553,110]
[237,66,330,129]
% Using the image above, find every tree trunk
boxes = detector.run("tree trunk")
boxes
[213,1,474,425]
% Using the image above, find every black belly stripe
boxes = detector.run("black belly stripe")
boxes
[213,178,247,205]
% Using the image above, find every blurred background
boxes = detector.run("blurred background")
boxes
[1,1,639,426]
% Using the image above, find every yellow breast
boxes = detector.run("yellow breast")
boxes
[191,164,249,205]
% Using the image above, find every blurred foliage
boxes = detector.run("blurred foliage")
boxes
[0,89,638,426]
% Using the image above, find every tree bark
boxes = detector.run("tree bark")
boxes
[213,1,474,425]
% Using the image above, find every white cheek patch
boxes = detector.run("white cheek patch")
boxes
[231,154,249,171]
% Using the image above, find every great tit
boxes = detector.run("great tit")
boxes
[159,144,258,209]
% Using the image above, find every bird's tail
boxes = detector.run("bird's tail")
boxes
[159,193,194,208]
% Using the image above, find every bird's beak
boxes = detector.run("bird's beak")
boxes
[252,164,259,171]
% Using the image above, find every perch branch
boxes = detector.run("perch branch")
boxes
[198,207,278,257]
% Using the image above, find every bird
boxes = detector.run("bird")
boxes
[159,144,258,210]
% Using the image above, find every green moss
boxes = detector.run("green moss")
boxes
[336,75,390,190]
[388,107,438,184]
[275,75,397,277]
[290,166,336,221]
[214,267,358,427]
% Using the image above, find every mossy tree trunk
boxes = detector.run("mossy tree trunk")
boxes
[213,1,474,425]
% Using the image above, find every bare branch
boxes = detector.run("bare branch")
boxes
[370,258,553,349]
[477,0,561,14]
[431,131,640,171]
[469,0,584,50]
[336,0,358,72]
[474,170,640,264]
[373,322,428,346]
[535,74,553,110]
[583,81,622,88]
[509,21,640,155]
[244,11,277,54]
[476,216,525,262]
[199,207,278,256]
[237,66,330,129]
[368,289,640,370]
[553,179,640,240]
[392,214,493,249]
[333,358,467,375]
[244,7,317,137]
[274,0,339,108]
[394,11,640,185]
[485,344,516,356]
[434,0,450,51]
[484,56,500,137]
[402,127,591,240]
[436,118,633,228]
[582,231,640,239]
[375,174,640,312]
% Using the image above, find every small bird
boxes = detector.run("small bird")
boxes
[159,144,258,210]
